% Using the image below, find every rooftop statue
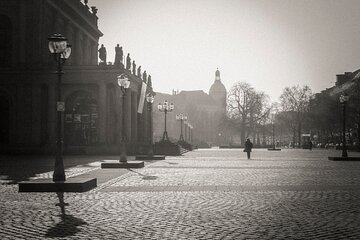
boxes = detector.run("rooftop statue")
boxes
[132,60,136,75]
[126,53,131,70]
[114,44,123,66]
[98,44,106,64]
[143,70,147,82]
[137,66,141,77]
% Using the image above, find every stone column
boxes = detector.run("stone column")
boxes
[83,36,89,65]
[98,83,106,143]
[75,31,82,65]
[92,41,98,65]
[142,101,148,143]
[31,86,41,145]
[48,82,56,147]
[64,21,73,65]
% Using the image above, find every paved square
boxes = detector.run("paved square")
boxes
[1,149,360,239]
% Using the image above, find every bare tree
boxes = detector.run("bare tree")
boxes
[227,82,270,145]
[280,85,312,147]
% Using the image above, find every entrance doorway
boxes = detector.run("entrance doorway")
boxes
[0,95,10,145]
[65,91,98,146]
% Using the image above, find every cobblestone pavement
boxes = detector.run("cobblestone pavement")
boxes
[1,149,360,239]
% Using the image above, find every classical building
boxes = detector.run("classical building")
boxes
[0,0,153,154]
[153,69,227,146]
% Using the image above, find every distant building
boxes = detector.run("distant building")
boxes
[318,70,360,97]
[153,69,227,145]
[0,0,153,154]
[309,69,360,146]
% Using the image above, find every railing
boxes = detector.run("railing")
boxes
[64,0,98,25]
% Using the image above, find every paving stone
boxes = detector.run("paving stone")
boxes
[0,149,360,239]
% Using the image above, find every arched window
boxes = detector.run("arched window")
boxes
[0,15,12,67]
[65,91,98,146]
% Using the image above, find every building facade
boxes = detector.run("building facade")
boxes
[153,69,227,146]
[0,0,153,154]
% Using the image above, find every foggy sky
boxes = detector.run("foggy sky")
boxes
[90,0,360,101]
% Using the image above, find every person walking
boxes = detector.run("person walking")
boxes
[244,138,253,159]
[309,141,313,151]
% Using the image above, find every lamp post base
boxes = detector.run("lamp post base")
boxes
[135,155,165,160]
[18,177,97,192]
[101,161,144,168]
[328,157,360,161]
[267,148,281,151]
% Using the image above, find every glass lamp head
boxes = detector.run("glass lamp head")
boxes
[339,93,349,104]
[61,44,72,59]
[170,103,174,110]
[48,33,67,54]
[146,94,154,103]
[117,74,130,88]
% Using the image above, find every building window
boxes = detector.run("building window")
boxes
[0,15,12,67]
[65,91,98,146]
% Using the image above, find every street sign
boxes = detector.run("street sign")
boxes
[57,101,65,112]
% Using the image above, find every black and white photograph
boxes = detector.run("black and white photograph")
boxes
[1,0,360,239]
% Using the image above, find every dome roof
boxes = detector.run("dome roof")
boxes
[209,68,226,95]
[209,80,226,95]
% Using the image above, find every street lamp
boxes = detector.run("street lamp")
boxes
[118,73,131,162]
[176,114,187,141]
[146,92,155,156]
[339,93,350,158]
[48,33,71,182]
[157,100,174,141]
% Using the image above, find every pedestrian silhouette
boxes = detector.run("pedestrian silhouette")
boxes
[309,141,313,151]
[244,138,253,159]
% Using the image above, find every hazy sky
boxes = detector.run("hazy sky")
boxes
[90,0,360,101]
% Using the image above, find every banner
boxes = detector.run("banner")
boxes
[138,81,147,114]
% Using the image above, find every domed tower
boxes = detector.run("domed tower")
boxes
[209,68,227,109]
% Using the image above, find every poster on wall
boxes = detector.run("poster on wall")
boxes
[74,114,81,123]
[65,114,73,123]
[91,113,98,128]
[81,114,90,123]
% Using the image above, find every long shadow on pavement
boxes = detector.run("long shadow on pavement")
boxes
[0,154,104,184]
[45,192,87,238]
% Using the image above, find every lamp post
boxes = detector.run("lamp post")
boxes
[117,73,131,162]
[184,120,188,142]
[189,124,193,143]
[48,33,71,182]
[146,92,155,156]
[157,100,174,141]
[339,93,350,158]
[271,114,276,149]
[176,114,187,141]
